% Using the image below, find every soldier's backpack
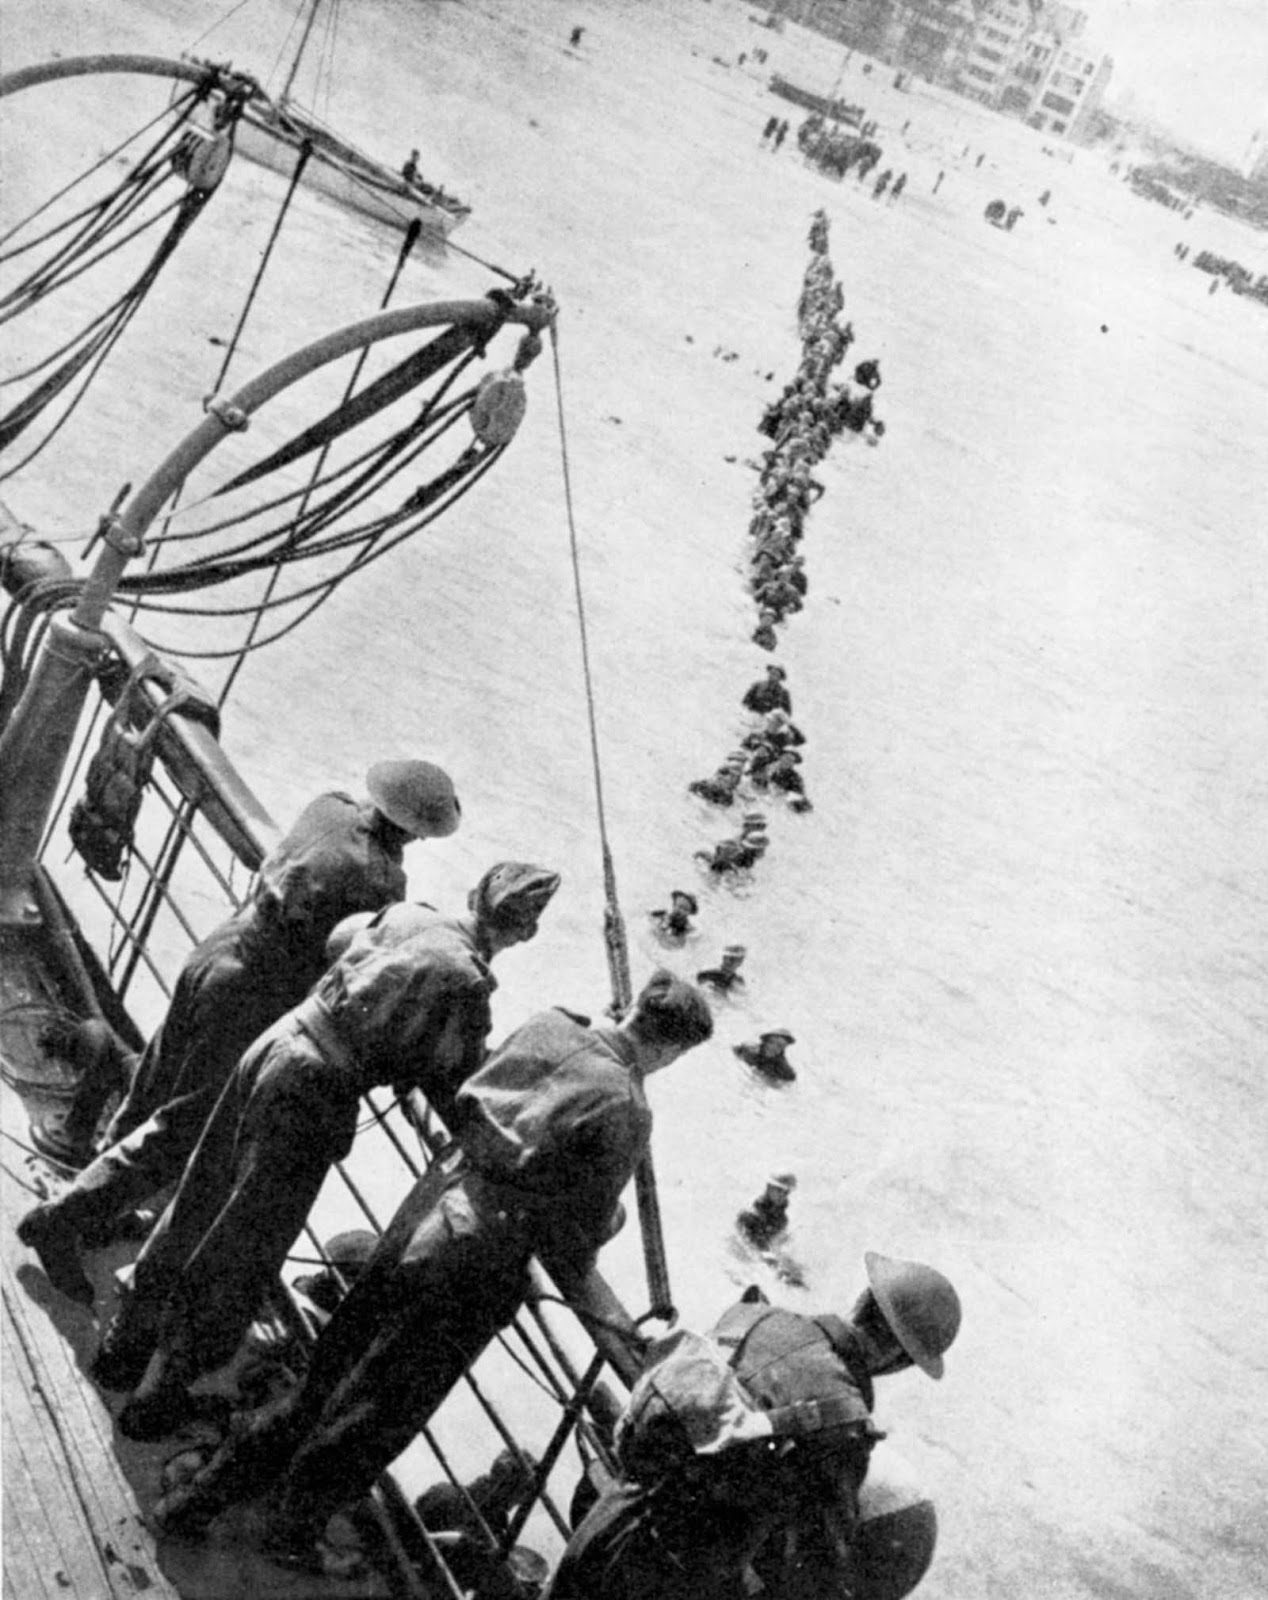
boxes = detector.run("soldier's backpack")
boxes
[614,1316,868,1484]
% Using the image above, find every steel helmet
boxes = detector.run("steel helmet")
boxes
[472,861,561,935]
[865,1252,961,1380]
[366,760,460,838]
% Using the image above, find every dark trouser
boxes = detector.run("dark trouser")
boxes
[546,1479,759,1600]
[165,1156,533,1535]
[114,1020,357,1384]
[275,1166,532,1537]
[43,1089,215,1247]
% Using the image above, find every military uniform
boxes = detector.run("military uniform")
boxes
[742,678,792,717]
[252,790,408,946]
[547,1300,880,1600]
[109,906,494,1391]
[159,1007,655,1541]
[28,794,410,1255]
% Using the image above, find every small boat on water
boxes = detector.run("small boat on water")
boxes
[225,95,471,237]
[191,0,470,237]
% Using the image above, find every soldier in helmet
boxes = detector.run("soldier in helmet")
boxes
[544,1253,962,1600]
[17,760,460,1310]
[93,861,560,1441]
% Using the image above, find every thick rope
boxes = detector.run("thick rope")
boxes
[214,215,422,704]
[549,319,674,1321]
[211,138,311,396]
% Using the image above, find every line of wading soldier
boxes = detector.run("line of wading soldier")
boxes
[691,211,883,879]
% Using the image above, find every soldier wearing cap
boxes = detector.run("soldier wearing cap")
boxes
[154,970,716,1563]
[650,890,699,942]
[293,1230,380,1318]
[696,945,747,995]
[95,862,559,1441]
[736,1172,794,1249]
[545,1255,961,1600]
[734,1029,796,1082]
[742,664,792,718]
[696,814,769,877]
[17,760,460,1311]
[688,754,746,808]
[752,610,779,651]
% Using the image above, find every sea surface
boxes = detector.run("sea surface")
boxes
[4,2,1267,1595]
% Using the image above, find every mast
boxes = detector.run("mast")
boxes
[279,0,323,106]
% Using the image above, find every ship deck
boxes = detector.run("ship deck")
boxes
[1,1088,396,1600]
[2,1117,181,1600]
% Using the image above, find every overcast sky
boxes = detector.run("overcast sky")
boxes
[1082,0,1268,161]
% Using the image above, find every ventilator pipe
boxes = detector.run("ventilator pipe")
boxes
[0,295,555,921]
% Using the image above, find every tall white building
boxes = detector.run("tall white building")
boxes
[956,0,1034,105]
[957,1,1112,142]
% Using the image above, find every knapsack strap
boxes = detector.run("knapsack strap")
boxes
[713,1303,780,1366]
[762,1395,882,1441]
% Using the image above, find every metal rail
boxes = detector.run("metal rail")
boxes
[24,625,635,1589]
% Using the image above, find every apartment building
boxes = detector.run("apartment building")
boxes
[956,0,1034,105]
[768,0,1113,142]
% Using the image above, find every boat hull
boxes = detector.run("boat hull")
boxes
[231,106,470,237]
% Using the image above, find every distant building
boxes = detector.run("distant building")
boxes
[768,0,1113,144]
[955,0,1034,106]
[1244,130,1268,185]
[892,0,978,87]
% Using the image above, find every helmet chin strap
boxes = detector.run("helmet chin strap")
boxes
[851,1287,913,1376]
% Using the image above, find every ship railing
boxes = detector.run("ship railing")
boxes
[31,612,638,1595]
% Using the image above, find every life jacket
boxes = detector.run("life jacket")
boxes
[68,654,219,880]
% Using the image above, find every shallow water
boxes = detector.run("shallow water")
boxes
[4,2,1268,1595]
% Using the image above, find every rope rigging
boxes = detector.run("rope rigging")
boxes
[548,320,674,1322]
[0,69,246,479]
[1,281,548,712]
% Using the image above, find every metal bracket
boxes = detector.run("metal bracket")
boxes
[99,513,144,559]
[202,394,250,432]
